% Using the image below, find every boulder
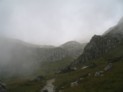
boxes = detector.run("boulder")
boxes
[33,76,44,82]
[0,82,6,92]
[95,71,104,77]
[104,63,113,71]
[81,66,88,69]
[70,81,78,87]
[42,89,48,92]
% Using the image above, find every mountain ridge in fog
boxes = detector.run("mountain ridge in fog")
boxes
[0,36,86,78]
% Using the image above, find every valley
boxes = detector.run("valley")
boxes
[0,1,123,91]
[0,17,122,92]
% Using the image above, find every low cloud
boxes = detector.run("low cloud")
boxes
[0,0,123,45]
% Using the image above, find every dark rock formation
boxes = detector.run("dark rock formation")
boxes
[42,89,48,92]
[104,63,113,71]
[71,17,123,67]
[0,82,6,92]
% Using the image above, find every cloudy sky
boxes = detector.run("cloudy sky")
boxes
[0,0,123,46]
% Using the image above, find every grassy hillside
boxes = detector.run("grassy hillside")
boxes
[4,42,123,92]
[36,57,74,76]
[6,79,45,92]
[54,42,123,92]
[5,57,73,92]
[6,42,123,92]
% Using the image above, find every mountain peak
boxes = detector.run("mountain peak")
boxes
[60,41,86,58]
[61,41,83,49]
[118,17,123,25]
[61,41,81,47]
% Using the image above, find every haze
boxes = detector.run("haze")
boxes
[0,0,123,46]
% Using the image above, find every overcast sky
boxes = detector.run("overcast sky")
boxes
[0,0,123,46]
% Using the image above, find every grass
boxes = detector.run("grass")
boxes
[6,79,46,92]
[4,57,73,92]
[37,57,74,76]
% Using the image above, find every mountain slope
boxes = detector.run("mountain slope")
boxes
[71,18,123,67]
[55,39,123,92]
[54,17,123,92]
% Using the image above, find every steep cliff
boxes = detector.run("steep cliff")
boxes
[72,18,123,66]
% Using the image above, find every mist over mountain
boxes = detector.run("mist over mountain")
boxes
[0,0,123,92]
[0,0,123,45]
[0,36,86,78]
[0,37,40,77]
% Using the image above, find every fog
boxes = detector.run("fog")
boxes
[0,0,123,46]
[0,37,41,78]
[0,0,123,78]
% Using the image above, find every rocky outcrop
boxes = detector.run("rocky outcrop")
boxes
[0,82,6,92]
[72,34,122,66]
[71,18,123,67]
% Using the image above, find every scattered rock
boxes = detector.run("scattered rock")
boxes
[104,63,113,71]
[81,66,88,69]
[79,77,84,81]
[0,82,6,92]
[33,76,44,82]
[42,89,48,92]
[88,73,91,76]
[70,81,78,87]
[60,66,77,73]
[95,71,104,77]
[71,67,77,71]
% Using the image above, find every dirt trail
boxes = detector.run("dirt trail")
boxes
[41,79,55,92]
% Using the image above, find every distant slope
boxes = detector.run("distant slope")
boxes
[0,37,68,77]
[0,37,40,77]
[0,37,86,78]
[60,41,86,58]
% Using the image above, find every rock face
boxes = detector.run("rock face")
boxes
[0,82,6,92]
[70,81,78,87]
[104,63,113,71]
[71,18,123,66]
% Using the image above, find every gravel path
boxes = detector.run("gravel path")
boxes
[41,79,55,92]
